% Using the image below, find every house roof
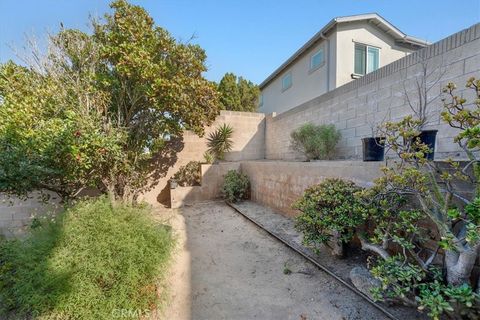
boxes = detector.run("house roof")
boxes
[259,13,430,89]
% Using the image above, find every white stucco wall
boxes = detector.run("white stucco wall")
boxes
[259,31,335,115]
[335,21,414,87]
[260,21,416,115]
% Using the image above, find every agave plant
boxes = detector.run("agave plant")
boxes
[206,124,234,161]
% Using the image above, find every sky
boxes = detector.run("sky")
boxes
[1,1,479,84]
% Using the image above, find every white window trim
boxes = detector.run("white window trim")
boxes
[352,42,381,78]
[281,72,292,92]
[309,47,325,73]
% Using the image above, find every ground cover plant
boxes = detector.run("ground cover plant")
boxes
[290,123,341,160]
[222,170,250,203]
[0,197,174,319]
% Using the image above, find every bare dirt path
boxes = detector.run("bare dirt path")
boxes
[160,201,387,320]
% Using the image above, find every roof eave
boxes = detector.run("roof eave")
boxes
[259,13,429,90]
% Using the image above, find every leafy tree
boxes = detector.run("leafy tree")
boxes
[356,78,480,318]
[217,72,260,112]
[0,0,220,202]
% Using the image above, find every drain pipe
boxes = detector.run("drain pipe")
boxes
[320,33,331,92]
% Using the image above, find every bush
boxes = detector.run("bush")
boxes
[222,170,250,203]
[173,161,202,186]
[290,123,341,160]
[0,197,174,319]
[292,178,365,257]
[207,124,234,161]
[370,256,479,320]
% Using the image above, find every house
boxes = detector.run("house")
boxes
[258,13,430,114]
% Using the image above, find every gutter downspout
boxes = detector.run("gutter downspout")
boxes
[320,33,330,92]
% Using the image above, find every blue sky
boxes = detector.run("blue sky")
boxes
[1,1,479,84]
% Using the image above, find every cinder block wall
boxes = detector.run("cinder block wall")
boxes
[139,111,265,206]
[241,160,384,216]
[0,191,62,237]
[170,162,241,208]
[266,23,480,160]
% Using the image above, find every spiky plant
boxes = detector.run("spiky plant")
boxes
[206,124,234,161]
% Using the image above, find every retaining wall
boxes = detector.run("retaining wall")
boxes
[170,162,240,208]
[241,160,384,216]
[140,110,265,206]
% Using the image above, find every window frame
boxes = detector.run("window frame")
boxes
[309,47,325,73]
[281,72,292,92]
[353,42,380,77]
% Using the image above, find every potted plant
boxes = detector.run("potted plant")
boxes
[362,137,385,161]
[417,129,438,160]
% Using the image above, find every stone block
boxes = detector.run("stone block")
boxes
[346,115,366,128]
[464,54,480,73]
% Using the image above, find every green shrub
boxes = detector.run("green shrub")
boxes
[207,123,234,161]
[0,197,174,319]
[173,161,202,186]
[222,170,250,203]
[290,123,341,160]
[370,256,479,320]
[292,178,365,256]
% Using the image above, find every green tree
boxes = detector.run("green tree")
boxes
[217,72,260,112]
[0,0,220,202]
[356,78,480,319]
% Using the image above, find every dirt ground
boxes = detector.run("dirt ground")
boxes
[158,201,387,320]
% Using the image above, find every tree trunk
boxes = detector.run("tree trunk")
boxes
[445,248,478,286]
[359,236,391,260]
[330,230,345,258]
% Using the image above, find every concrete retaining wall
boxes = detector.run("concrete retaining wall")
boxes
[240,160,384,216]
[170,162,241,208]
[140,110,265,206]
[265,23,480,161]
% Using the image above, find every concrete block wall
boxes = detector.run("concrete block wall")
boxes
[265,23,480,161]
[0,191,62,237]
[140,110,265,206]
[170,162,240,208]
[240,160,384,216]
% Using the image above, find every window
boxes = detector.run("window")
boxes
[282,72,292,91]
[259,94,264,107]
[354,43,379,76]
[310,48,325,71]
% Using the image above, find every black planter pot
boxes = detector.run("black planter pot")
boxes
[362,137,385,161]
[418,130,438,160]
